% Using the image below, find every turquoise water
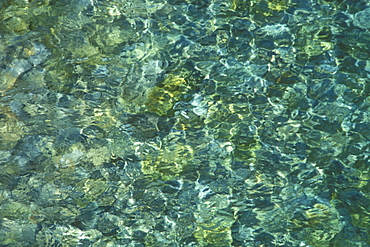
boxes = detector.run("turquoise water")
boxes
[0,0,370,246]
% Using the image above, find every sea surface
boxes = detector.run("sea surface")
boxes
[0,0,370,246]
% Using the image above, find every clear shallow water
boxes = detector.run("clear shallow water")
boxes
[0,0,369,246]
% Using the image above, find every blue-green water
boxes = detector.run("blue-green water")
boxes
[0,0,370,246]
